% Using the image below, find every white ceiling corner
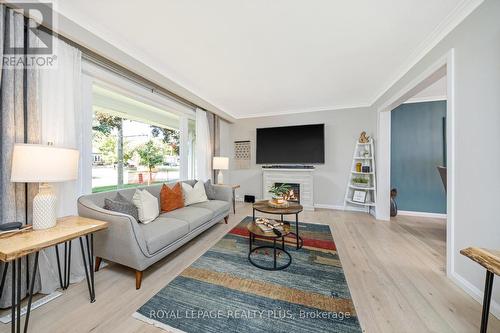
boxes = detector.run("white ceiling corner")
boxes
[54,0,482,119]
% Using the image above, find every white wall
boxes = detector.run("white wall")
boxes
[219,119,232,184]
[228,108,376,208]
[374,0,500,316]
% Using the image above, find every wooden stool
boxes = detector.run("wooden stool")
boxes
[460,247,500,333]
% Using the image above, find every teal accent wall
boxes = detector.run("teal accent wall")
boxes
[391,101,447,214]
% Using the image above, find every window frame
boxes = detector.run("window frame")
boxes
[81,60,195,194]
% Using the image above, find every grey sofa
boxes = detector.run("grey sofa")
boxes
[77,180,232,289]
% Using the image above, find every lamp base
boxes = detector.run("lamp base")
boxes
[33,184,57,230]
[217,170,224,185]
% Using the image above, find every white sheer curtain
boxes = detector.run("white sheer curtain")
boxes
[37,37,86,293]
[195,109,212,181]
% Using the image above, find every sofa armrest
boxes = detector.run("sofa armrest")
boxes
[211,185,233,203]
[77,196,151,267]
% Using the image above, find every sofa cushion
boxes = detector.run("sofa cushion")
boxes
[204,180,216,200]
[160,183,184,212]
[132,189,159,224]
[181,181,208,206]
[140,216,189,254]
[104,192,139,221]
[190,200,230,218]
[162,206,213,231]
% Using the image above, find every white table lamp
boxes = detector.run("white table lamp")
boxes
[11,144,79,230]
[213,156,229,184]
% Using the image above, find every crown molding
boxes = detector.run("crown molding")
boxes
[234,103,372,119]
[370,0,483,106]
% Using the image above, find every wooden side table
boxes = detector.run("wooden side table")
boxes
[252,200,304,250]
[0,216,107,333]
[461,247,500,333]
[219,184,240,214]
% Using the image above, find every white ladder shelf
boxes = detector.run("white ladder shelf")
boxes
[344,138,377,213]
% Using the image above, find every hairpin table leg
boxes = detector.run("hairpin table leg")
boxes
[79,234,96,303]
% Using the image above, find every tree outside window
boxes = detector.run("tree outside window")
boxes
[92,111,181,192]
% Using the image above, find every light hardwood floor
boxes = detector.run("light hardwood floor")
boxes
[1,204,498,333]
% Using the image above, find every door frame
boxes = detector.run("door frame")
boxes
[375,49,455,277]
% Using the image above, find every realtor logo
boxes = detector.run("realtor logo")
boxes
[2,1,56,68]
[3,1,53,55]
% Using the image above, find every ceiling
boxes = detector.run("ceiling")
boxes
[55,0,474,118]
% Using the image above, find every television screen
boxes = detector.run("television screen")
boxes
[256,124,325,164]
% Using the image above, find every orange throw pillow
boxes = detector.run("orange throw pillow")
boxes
[160,183,184,212]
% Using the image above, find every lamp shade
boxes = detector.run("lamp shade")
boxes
[11,144,80,183]
[213,156,229,170]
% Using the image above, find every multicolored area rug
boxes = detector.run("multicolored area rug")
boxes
[134,217,361,333]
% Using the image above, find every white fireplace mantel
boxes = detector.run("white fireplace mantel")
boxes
[262,168,314,211]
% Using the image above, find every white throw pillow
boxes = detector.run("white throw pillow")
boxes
[182,181,208,206]
[132,189,159,224]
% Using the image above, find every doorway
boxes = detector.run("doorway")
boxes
[391,77,447,217]
[376,49,455,277]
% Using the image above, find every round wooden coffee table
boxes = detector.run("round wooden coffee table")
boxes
[252,200,304,250]
[247,220,292,270]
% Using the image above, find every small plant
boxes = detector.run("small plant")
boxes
[352,177,369,184]
[268,183,292,198]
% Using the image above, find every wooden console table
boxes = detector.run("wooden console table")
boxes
[461,247,500,333]
[0,216,107,333]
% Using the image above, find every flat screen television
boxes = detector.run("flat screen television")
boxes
[256,124,325,164]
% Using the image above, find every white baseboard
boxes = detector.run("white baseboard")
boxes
[450,271,500,319]
[397,210,447,219]
[314,204,368,213]
[314,204,340,210]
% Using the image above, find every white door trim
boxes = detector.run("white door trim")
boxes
[376,49,455,278]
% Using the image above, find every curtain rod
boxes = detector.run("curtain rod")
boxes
[80,50,197,111]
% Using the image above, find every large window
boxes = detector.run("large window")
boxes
[91,84,185,193]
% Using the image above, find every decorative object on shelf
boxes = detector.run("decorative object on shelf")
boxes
[360,149,370,158]
[213,156,229,184]
[390,188,398,217]
[352,176,370,187]
[234,140,251,169]
[10,143,79,230]
[344,137,377,213]
[352,190,367,203]
[359,131,370,143]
